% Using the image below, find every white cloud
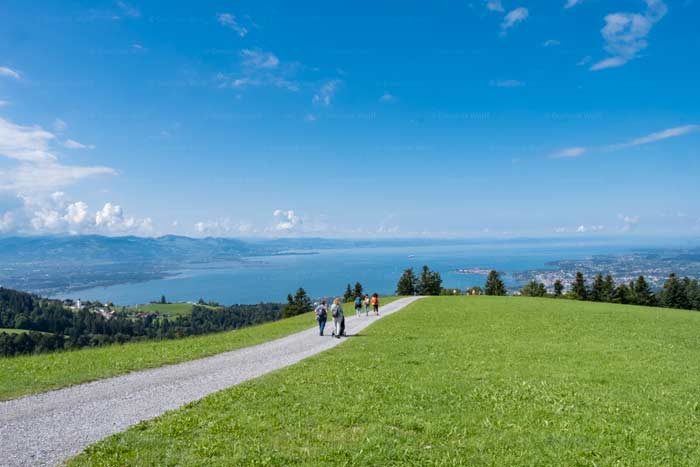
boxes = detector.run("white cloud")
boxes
[577,56,592,66]
[552,124,699,159]
[241,49,279,69]
[312,80,341,106]
[0,117,115,193]
[0,67,20,80]
[379,92,397,103]
[486,0,505,12]
[565,0,583,8]
[217,13,248,37]
[194,218,253,236]
[551,147,587,158]
[606,125,700,150]
[543,39,561,47]
[53,119,68,132]
[590,0,667,71]
[63,139,96,150]
[490,79,524,88]
[618,214,640,232]
[501,7,529,34]
[0,211,14,232]
[116,1,140,18]
[95,202,152,233]
[65,201,89,225]
[273,209,301,231]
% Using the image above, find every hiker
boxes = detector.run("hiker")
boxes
[314,300,327,336]
[354,295,362,317]
[331,298,344,338]
[371,293,380,315]
[363,294,370,316]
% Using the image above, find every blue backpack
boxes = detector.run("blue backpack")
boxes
[355,297,362,307]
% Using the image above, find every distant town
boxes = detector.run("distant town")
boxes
[512,249,700,293]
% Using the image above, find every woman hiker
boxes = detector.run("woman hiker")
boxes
[331,298,344,339]
[314,300,327,336]
[363,294,370,316]
[371,293,380,315]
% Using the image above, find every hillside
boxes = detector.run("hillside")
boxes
[70,296,700,466]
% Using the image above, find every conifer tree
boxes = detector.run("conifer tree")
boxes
[553,280,564,297]
[343,283,354,302]
[354,282,363,298]
[396,268,418,296]
[634,275,654,306]
[602,275,615,302]
[590,273,605,302]
[484,270,506,296]
[570,272,587,300]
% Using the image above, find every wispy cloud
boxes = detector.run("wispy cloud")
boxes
[486,0,505,12]
[379,92,397,103]
[115,1,140,18]
[543,39,561,47]
[551,147,587,158]
[490,79,525,88]
[53,118,68,132]
[0,117,115,192]
[606,124,700,150]
[501,7,529,34]
[552,124,700,159]
[590,0,667,71]
[0,66,20,80]
[0,100,8,107]
[63,139,96,150]
[241,49,279,69]
[217,13,248,37]
[565,0,584,8]
[312,80,342,106]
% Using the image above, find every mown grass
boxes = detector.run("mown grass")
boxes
[0,298,399,401]
[70,296,700,466]
[126,303,197,317]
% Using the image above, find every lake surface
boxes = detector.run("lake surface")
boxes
[57,240,647,305]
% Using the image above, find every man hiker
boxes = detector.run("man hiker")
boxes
[355,295,362,317]
[315,300,327,336]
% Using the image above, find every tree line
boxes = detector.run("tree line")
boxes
[481,269,700,311]
[0,287,284,357]
[396,266,443,296]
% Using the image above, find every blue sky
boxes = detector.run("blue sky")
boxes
[0,0,698,238]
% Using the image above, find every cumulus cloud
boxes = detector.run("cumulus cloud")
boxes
[273,209,301,231]
[0,66,20,80]
[501,7,529,34]
[490,79,524,88]
[95,202,152,233]
[312,80,341,106]
[0,211,14,232]
[0,117,115,193]
[619,214,640,232]
[217,13,248,37]
[590,0,667,71]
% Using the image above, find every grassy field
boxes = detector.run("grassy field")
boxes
[70,296,700,466]
[126,302,197,317]
[0,298,399,401]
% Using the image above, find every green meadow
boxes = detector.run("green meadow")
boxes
[0,298,399,401]
[126,302,198,317]
[70,296,700,466]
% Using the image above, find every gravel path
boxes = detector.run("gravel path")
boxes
[0,296,421,467]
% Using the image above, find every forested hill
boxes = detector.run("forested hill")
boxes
[0,287,284,357]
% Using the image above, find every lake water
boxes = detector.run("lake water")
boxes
[59,240,648,305]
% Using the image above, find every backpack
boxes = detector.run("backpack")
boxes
[355,297,362,307]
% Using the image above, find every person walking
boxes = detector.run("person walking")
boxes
[371,293,380,315]
[314,300,328,336]
[354,295,362,317]
[331,298,344,339]
[363,294,370,316]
